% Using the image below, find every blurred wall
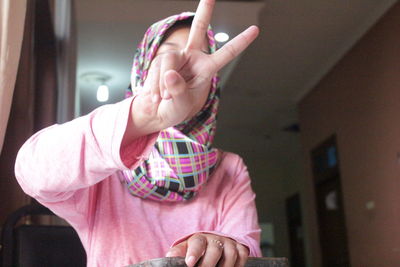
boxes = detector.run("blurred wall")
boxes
[299,2,400,267]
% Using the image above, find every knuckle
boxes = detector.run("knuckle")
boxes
[224,245,237,259]
[191,234,207,245]
[191,233,202,239]
[242,33,252,46]
[225,44,237,59]
[237,246,248,258]
[194,19,208,31]
[204,0,215,8]
[152,55,162,66]
[163,52,175,61]
[208,240,224,253]
[207,244,222,252]
[238,31,251,46]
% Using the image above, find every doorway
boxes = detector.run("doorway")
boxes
[311,135,350,267]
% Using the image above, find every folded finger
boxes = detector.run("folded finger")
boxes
[218,241,237,267]
[234,244,249,267]
[185,234,207,267]
[186,0,215,50]
[163,70,193,126]
[159,52,181,99]
[211,25,259,71]
[146,58,161,104]
[198,239,224,267]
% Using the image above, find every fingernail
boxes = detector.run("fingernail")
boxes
[152,94,159,103]
[186,256,196,267]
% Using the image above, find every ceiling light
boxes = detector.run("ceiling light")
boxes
[215,32,229,43]
[80,72,112,103]
[97,84,109,102]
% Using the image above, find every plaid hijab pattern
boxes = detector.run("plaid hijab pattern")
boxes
[122,12,220,201]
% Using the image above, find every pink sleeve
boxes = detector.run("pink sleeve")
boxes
[14,97,157,204]
[171,156,262,257]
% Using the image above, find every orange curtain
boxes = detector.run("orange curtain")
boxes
[0,0,27,154]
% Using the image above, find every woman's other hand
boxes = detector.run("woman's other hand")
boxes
[166,233,249,267]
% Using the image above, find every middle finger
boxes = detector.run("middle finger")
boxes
[186,0,215,50]
[198,239,224,267]
[210,25,259,71]
[218,241,237,267]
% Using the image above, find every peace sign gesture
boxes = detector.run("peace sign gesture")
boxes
[186,0,259,71]
[125,0,259,143]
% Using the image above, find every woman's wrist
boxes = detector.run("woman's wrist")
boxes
[121,96,162,147]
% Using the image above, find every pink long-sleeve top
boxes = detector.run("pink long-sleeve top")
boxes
[14,97,262,267]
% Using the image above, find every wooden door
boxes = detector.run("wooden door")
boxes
[311,136,350,267]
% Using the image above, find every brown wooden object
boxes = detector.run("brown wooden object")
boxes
[126,257,289,267]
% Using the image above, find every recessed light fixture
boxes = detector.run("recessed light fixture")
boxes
[80,72,112,103]
[215,32,229,43]
[97,84,109,102]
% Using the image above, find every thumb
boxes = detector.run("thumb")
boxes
[166,241,188,257]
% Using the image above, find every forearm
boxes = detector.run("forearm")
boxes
[15,98,156,202]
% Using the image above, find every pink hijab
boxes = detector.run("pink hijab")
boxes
[122,12,220,202]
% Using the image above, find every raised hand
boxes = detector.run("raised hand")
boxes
[125,0,259,143]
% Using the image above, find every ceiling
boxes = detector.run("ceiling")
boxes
[76,0,397,169]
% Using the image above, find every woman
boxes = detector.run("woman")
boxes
[15,1,261,266]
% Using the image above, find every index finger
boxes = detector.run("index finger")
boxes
[211,25,259,71]
[186,0,215,50]
[185,234,207,267]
